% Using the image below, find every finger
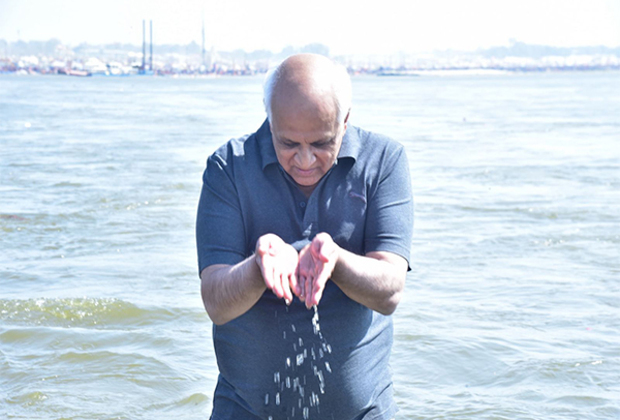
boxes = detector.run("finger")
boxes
[272,266,284,298]
[256,243,268,259]
[311,256,336,307]
[311,284,325,308]
[314,237,336,263]
[298,275,306,301]
[259,254,275,290]
[313,268,330,305]
[289,269,300,298]
[281,272,293,304]
[319,239,335,262]
[310,239,322,260]
[297,256,311,300]
[305,273,315,309]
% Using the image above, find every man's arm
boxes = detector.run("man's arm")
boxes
[201,234,299,325]
[200,258,265,326]
[332,249,407,315]
[298,233,408,315]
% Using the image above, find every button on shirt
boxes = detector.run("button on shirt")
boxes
[196,119,413,420]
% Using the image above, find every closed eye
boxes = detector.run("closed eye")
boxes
[280,139,298,148]
[312,138,335,148]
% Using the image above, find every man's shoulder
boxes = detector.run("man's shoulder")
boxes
[347,125,405,162]
[352,125,402,144]
[210,120,269,163]
[211,132,255,161]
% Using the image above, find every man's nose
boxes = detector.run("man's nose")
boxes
[295,147,315,168]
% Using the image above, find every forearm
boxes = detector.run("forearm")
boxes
[200,255,266,325]
[331,249,407,315]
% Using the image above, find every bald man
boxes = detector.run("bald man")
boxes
[196,54,413,420]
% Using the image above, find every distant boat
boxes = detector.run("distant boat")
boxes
[58,68,91,77]
[377,69,420,77]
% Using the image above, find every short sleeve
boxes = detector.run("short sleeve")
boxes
[196,152,247,275]
[364,144,414,266]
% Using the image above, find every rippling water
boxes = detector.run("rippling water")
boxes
[1,72,619,419]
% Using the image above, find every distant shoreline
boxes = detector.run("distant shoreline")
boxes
[2,67,619,78]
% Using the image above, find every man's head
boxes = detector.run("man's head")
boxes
[263,54,352,193]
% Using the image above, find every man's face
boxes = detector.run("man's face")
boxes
[270,98,346,191]
[271,94,346,191]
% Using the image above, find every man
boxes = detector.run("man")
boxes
[196,54,413,420]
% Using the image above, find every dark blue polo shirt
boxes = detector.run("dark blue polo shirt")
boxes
[196,120,413,420]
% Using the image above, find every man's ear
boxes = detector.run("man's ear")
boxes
[344,109,351,130]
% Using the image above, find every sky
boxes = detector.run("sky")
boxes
[1,0,619,55]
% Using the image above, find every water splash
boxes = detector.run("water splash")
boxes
[267,305,333,419]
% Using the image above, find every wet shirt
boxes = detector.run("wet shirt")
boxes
[196,120,413,420]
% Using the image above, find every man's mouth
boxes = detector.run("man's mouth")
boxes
[295,168,316,176]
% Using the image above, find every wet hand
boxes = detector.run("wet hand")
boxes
[255,234,299,304]
[297,232,339,309]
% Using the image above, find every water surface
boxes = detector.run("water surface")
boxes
[1,72,619,419]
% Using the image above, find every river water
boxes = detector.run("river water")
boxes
[1,71,619,419]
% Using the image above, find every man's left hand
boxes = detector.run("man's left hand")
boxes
[297,232,339,309]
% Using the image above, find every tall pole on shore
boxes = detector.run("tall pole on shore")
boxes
[201,18,206,70]
[142,20,146,71]
[149,20,153,72]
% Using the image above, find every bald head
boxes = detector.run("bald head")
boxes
[263,54,352,126]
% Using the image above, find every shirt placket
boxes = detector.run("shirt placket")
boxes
[302,194,318,239]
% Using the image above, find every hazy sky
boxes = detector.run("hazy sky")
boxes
[1,0,619,54]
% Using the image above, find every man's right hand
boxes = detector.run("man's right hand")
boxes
[255,234,299,304]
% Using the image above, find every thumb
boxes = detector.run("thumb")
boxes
[310,239,328,262]
[317,237,337,263]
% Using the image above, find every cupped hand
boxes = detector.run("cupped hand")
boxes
[255,234,299,304]
[297,232,339,308]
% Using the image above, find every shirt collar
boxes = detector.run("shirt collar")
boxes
[256,118,361,171]
[336,125,361,162]
[256,119,279,170]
